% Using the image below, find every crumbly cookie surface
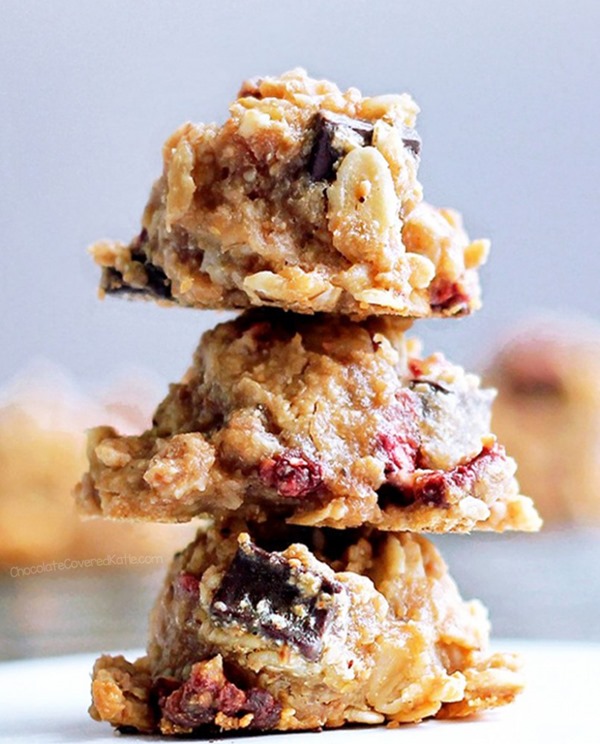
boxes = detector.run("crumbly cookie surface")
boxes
[92,69,488,318]
[76,311,540,532]
[89,522,523,733]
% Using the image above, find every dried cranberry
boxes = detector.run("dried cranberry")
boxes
[215,681,246,716]
[378,443,504,509]
[377,389,420,483]
[162,679,215,728]
[159,659,282,731]
[259,449,322,499]
[416,473,448,506]
[430,280,470,314]
[378,432,418,475]
[408,358,425,378]
[174,572,200,600]
[245,688,283,729]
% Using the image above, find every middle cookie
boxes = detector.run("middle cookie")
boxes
[77,310,540,532]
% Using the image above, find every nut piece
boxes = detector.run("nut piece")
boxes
[243,268,342,311]
[327,147,403,271]
[372,121,422,215]
[165,138,196,229]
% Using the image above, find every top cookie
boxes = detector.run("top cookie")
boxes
[93,69,489,318]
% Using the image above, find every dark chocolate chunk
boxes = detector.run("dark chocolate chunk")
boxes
[309,111,374,181]
[102,247,173,301]
[241,521,362,563]
[399,125,421,158]
[377,474,449,509]
[409,379,452,395]
[211,539,342,661]
[377,482,416,509]
[140,265,172,299]
[308,112,421,181]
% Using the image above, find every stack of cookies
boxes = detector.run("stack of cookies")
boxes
[79,70,541,735]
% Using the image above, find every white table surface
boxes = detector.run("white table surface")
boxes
[0,640,598,744]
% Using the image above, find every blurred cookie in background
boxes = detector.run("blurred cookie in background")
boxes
[0,362,195,569]
[484,314,600,525]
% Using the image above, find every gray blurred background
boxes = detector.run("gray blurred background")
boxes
[1,0,598,389]
[1,1,600,659]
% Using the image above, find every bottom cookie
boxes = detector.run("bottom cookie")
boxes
[89,522,522,733]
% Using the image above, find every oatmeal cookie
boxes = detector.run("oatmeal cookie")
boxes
[92,69,488,318]
[0,366,194,568]
[485,315,600,524]
[76,311,540,532]
[89,521,523,733]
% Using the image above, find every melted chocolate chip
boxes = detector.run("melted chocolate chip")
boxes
[243,522,362,563]
[211,539,342,661]
[137,261,172,299]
